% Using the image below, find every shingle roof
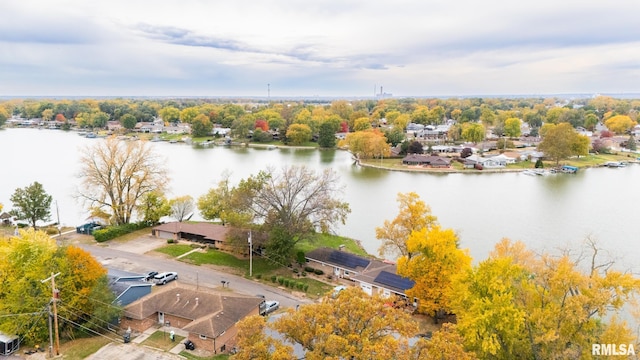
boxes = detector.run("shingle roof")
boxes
[123,283,262,338]
[153,222,230,242]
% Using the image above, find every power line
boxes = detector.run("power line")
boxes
[57,315,119,343]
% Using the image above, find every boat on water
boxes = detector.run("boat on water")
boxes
[85,132,97,138]
[604,161,622,168]
[267,145,278,150]
[522,169,549,176]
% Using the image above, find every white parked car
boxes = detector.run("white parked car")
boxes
[154,272,178,285]
[262,301,279,315]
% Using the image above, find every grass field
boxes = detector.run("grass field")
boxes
[141,330,185,351]
[155,244,196,257]
[58,335,113,359]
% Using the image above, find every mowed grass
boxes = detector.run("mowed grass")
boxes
[155,244,195,257]
[141,330,185,351]
[295,233,368,256]
[59,335,113,359]
[178,248,281,276]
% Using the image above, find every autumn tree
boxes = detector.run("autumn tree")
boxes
[191,113,213,137]
[0,107,9,127]
[397,226,472,317]
[159,106,180,124]
[180,107,199,123]
[451,238,640,360]
[411,323,477,360]
[233,315,296,360]
[169,195,195,222]
[10,181,52,229]
[604,115,636,134]
[197,173,256,227]
[461,123,485,143]
[503,117,522,138]
[375,192,438,258]
[272,287,418,360]
[340,129,391,159]
[234,166,350,262]
[353,117,372,131]
[139,191,170,225]
[78,137,168,225]
[285,123,312,145]
[538,122,590,165]
[0,229,120,344]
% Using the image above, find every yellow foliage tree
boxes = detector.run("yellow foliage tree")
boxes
[339,129,390,159]
[375,192,438,258]
[397,226,472,317]
[452,238,640,360]
[272,287,418,360]
[233,315,295,360]
[604,115,636,134]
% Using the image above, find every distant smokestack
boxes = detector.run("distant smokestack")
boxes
[380,86,383,95]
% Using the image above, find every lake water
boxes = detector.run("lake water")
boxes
[1,128,639,273]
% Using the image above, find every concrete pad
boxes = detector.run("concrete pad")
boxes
[85,342,183,360]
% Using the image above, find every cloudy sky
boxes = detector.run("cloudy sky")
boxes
[1,0,639,98]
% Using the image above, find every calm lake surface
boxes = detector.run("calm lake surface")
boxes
[1,128,639,273]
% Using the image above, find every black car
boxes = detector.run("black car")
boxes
[144,271,158,281]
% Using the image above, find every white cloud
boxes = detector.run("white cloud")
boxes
[1,0,640,96]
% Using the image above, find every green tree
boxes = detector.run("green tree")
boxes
[503,117,522,138]
[538,123,589,165]
[285,123,312,145]
[78,137,167,225]
[10,181,53,229]
[0,107,9,127]
[120,113,137,130]
[317,121,337,148]
[191,114,213,137]
[139,191,170,225]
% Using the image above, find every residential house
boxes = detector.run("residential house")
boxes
[305,247,371,279]
[491,153,517,165]
[350,260,415,299]
[107,269,153,306]
[401,154,451,168]
[466,154,505,168]
[152,222,232,250]
[121,283,263,353]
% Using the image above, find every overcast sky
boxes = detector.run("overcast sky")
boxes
[2,0,639,98]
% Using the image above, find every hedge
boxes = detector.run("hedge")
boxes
[93,222,147,242]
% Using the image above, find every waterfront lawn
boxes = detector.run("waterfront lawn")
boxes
[295,233,368,256]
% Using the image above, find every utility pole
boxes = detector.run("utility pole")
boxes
[41,272,61,356]
[248,231,252,277]
[55,200,61,237]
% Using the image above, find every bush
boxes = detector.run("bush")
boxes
[283,279,290,287]
[301,272,307,277]
[297,282,304,290]
[271,275,277,283]
[255,274,262,279]
[296,251,306,266]
[314,269,324,276]
[93,222,147,242]
[293,268,299,274]
[167,239,175,244]
[303,284,309,292]
[304,266,315,273]
[277,277,284,285]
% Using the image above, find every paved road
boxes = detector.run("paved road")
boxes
[77,239,313,309]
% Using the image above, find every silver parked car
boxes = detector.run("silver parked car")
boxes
[154,272,178,285]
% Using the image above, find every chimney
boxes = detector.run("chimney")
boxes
[176,293,180,302]
[195,298,199,306]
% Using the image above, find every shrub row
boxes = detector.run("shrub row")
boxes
[270,276,309,292]
[93,222,147,242]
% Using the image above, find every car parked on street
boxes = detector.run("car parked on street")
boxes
[153,272,178,285]
[144,271,158,282]
[262,300,279,315]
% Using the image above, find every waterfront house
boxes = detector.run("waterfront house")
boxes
[152,222,231,250]
[401,154,451,168]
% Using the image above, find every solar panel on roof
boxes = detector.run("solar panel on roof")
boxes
[374,271,415,290]
[328,251,370,269]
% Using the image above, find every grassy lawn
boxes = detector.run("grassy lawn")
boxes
[141,330,185,351]
[155,244,196,257]
[181,249,281,276]
[59,336,113,359]
[105,228,153,243]
[180,351,229,360]
[295,233,368,256]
